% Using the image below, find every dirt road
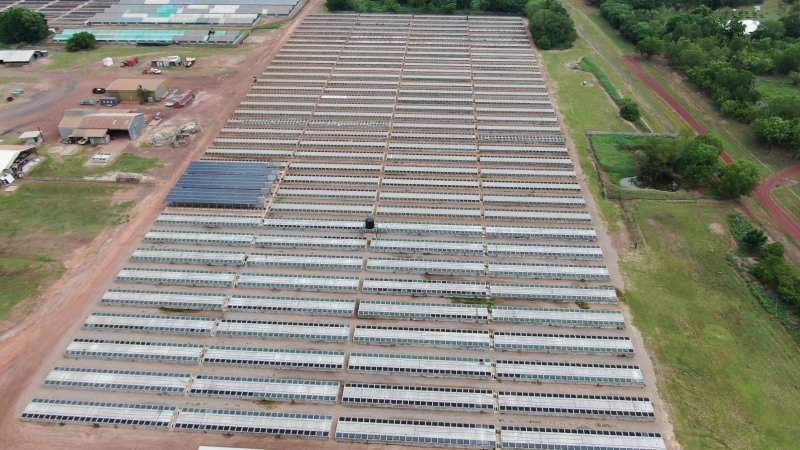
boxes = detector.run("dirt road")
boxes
[622,53,800,243]
[0,1,326,448]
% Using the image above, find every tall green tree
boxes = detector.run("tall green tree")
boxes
[618,98,641,122]
[0,7,48,44]
[752,116,792,152]
[679,142,720,187]
[636,36,664,59]
[136,85,154,103]
[65,31,96,52]
[717,159,760,198]
[527,0,577,50]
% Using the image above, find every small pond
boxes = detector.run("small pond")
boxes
[619,175,679,192]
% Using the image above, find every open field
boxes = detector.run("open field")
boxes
[773,184,800,224]
[32,149,160,179]
[45,45,246,71]
[0,183,132,319]
[623,201,800,449]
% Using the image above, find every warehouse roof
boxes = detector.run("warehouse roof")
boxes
[0,50,36,63]
[106,78,166,91]
[77,113,142,130]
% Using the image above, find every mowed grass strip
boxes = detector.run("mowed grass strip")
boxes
[540,40,631,230]
[623,201,800,448]
[0,183,133,319]
[32,151,160,179]
[772,184,800,224]
[589,134,641,183]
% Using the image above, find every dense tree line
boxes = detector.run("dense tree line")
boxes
[588,0,800,157]
[326,0,578,49]
[0,7,48,44]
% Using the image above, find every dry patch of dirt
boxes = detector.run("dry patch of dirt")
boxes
[708,222,725,235]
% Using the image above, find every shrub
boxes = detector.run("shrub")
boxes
[65,31,96,52]
[619,98,641,122]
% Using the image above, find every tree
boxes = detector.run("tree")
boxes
[527,8,577,50]
[790,71,800,86]
[65,31,96,52]
[717,159,760,198]
[741,228,768,250]
[638,138,682,179]
[136,85,154,103]
[325,0,351,11]
[0,7,48,44]
[636,37,664,59]
[618,98,641,122]
[385,0,400,10]
[679,142,720,186]
[481,0,525,13]
[751,116,791,152]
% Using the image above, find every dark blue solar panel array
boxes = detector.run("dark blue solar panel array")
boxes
[166,161,277,209]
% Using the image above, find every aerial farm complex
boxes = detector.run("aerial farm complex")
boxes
[19,14,669,449]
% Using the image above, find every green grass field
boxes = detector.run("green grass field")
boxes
[32,150,160,179]
[46,46,242,71]
[772,184,800,224]
[0,183,132,319]
[757,76,800,100]
[624,201,800,449]
[589,134,644,183]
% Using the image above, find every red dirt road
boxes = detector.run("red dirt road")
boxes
[623,53,800,241]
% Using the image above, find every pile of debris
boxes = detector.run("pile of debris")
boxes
[149,120,202,147]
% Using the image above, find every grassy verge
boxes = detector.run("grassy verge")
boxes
[589,134,642,183]
[562,0,685,134]
[579,57,648,130]
[0,183,133,319]
[539,39,636,230]
[46,46,241,71]
[772,184,800,224]
[32,150,160,179]
[623,200,800,448]
[0,255,64,320]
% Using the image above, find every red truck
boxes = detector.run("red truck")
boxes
[174,90,195,108]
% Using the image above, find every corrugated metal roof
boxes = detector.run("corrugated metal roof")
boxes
[77,113,143,130]
[0,50,36,63]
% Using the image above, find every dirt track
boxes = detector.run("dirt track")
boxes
[0,1,327,448]
[622,53,800,243]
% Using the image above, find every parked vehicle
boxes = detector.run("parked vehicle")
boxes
[80,98,97,105]
[173,90,195,108]
[164,100,175,107]
[185,57,196,67]
[11,88,24,96]
[153,112,163,120]
[99,97,119,107]
[92,88,106,94]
